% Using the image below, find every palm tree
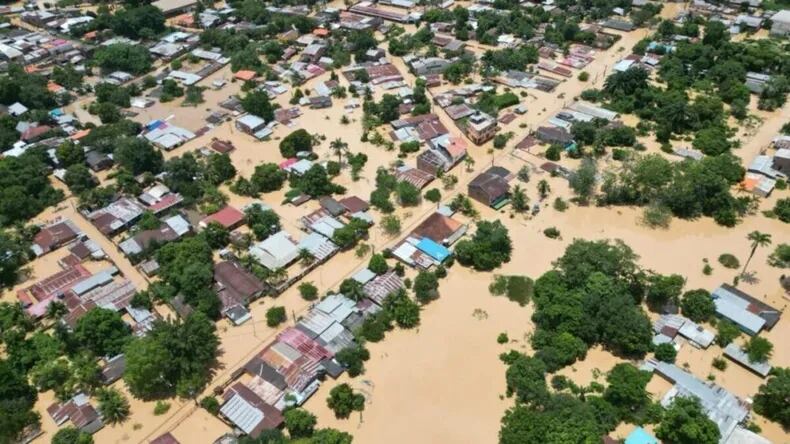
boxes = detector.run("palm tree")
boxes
[464,155,475,172]
[741,231,772,276]
[511,184,529,213]
[330,138,348,165]
[97,388,130,424]
[537,180,551,200]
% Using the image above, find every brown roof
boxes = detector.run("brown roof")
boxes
[33,220,79,254]
[411,212,464,244]
[469,172,509,201]
[201,206,244,229]
[151,432,180,444]
[21,125,52,141]
[338,196,369,213]
[214,261,266,307]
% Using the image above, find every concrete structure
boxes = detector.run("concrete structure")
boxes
[468,166,510,208]
[465,112,498,145]
[770,10,790,36]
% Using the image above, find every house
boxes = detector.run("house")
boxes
[411,212,467,245]
[770,10,790,36]
[151,433,180,444]
[644,360,750,442]
[119,225,180,257]
[338,196,370,214]
[308,96,332,109]
[536,126,573,145]
[723,343,772,377]
[214,261,267,308]
[249,231,300,270]
[47,393,103,434]
[87,198,144,235]
[410,57,450,76]
[444,103,476,120]
[152,0,198,16]
[210,139,235,153]
[395,165,435,189]
[363,270,403,305]
[220,383,283,438]
[199,205,245,231]
[32,219,80,256]
[85,151,112,171]
[711,284,781,335]
[468,166,510,208]
[138,184,184,214]
[773,148,790,173]
[465,112,498,145]
[100,354,125,385]
[237,114,267,135]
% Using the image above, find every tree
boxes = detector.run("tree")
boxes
[455,220,512,271]
[329,138,348,165]
[203,153,236,186]
[382,288,420,328]
[773,198,790,223]
[335,344,370,377]
[0,230,30,287]
[742,231,772,276]
[381,214,401,236]
[503,353,549,406]
[203,222,230,249]
[56,141,85,167]
[537,179,550,199]
[0,359,40,444]
[744,336,773,363]
[52,427,94,444]
[692,126,732,156]
[326,384,365,419]
[396,181,420,206]
[114,138,163,175]
[603,363,652,421]
[284,408,317,439]
[297,164,342,198]
[65,164,98,195]
[279,129,313,158]
[656,396,720,444]
[569,158,597,204]
[654,343,677,363]
[680,289,715,323]
[368,253,388,275]
[499,396,606,444]
[266,306,287,327]
[124,313,219,399]
[244,205,281,241]
[645,273,684,311]
[715,319,741,346]
[311,428,354,444]
[753,367,790,429]
[96,387,130,424]
[74,308,132,357]
[413,271,439,304]
[332,218,369,250]
[298,282,318,301]
[249,163,287,193]
[424,188,441,203]
[0,150,64,226]
[511,184,529,213]
[241,90,274,121]
[93,44,152,75]
[768,243,790,268]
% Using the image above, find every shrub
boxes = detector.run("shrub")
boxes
[712,357,727,371]
[298,282,318,301]
[654,343,677,363]
[424,188,442,203]
[266,306,287,327]
[553,198,568,212]
[543,227,561,239]
[717,254,740,269]
[497,333,509,344]
[578,71,589,81]
[642,205,672,228]
[545,145,562,161]
[153,401,170,415]
[200,396,220,415]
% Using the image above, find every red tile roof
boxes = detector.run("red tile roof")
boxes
[200,206,244,229]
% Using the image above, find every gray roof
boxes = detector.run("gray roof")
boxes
[71,267,117,295]
[723,343,772,377]
[646,360,749,441]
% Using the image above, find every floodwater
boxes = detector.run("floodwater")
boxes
[13,2,790,442]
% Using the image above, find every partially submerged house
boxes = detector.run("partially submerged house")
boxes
[220,383,284,438]
[468,166,510,208]
[723,343,772,377]
[711,284,780,335]
[249,231,300,270]
[47,393,103,435]
[215,260,267,324]
[32,219,81,256]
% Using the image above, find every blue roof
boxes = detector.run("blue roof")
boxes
[146,119,165,131]
[415,237,450,262]
[625,427,658,444]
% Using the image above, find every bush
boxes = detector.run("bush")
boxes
[497,333,509,344]
[545,145,562,161]
[266,306,287,327]
[654,343,677,363]
[681,289,715,322]
[153,401,170,416]
[712,357,727,371]
[774,198,790,223]
[553,198,568,212]
[326,384,365,419]
[424,188,441,203]
[578,71,590,81]
[543,227,561,239]
[642,205,672,228]
[717,254,740,269]
[279,129,313,158]
[298,282,318,301]
[715,319,740,346]
[200,396,220,415]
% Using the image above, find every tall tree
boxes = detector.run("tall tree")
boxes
[329,138,348,165]
[742,231,771,276]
